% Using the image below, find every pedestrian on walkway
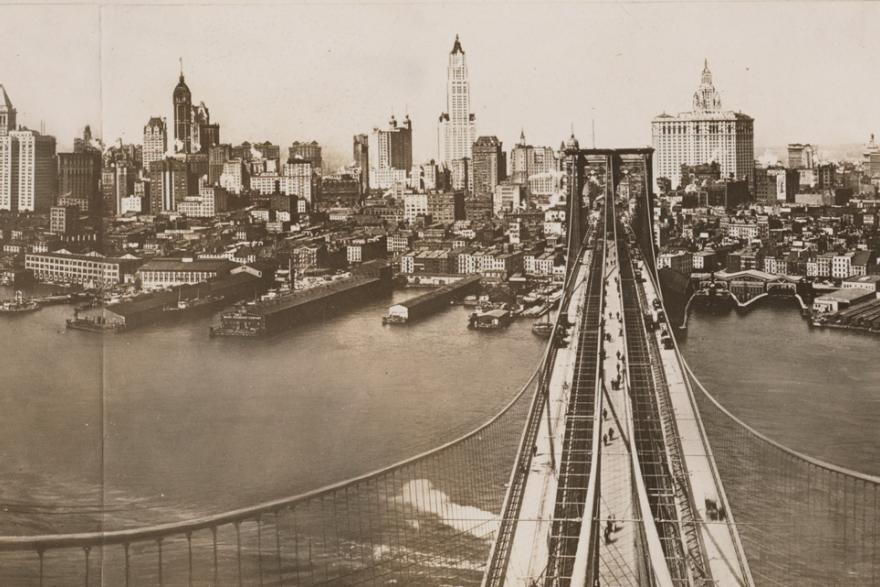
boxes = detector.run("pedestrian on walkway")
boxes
[603,433,608,446]
[608,427,615,441]
[602,408,608,421]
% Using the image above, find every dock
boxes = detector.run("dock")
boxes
[383,275,480,324]
[211,265,393,337]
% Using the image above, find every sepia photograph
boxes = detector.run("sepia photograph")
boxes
[1,1,878,585]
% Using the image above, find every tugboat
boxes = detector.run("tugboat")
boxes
[0,291,39,314]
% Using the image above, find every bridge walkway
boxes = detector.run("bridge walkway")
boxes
[500,253,592,584]
[597,239,638,585]
[639,260,753,585]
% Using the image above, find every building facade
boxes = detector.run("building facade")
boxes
[143,117,167,169]
[57,150,102,212]
[353,134,370,194]
[437,35,476,167]
[173,65,193,154]
[289,141,322,170]
[0,129,57,213]
[652,60,754,191]
[472,136,505,197]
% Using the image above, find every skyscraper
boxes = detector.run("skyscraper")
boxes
[437,35,476,167]
[0,129,57,213]
[652,60,754,191]
[353,134,370,194]
[472,136,505,197]
[0,85,16,137]
[143,117,167,169]
[58,151,102,211]
[369,115,413,189]
[173,61,193,154]
[290,141,323,171]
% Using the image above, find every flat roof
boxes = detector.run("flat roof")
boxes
[138,258,237,273]
[816,288,874,302]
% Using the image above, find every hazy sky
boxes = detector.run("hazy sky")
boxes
[3,2,880,165]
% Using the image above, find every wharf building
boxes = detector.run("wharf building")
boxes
[137,257,238,290]
[25,250,143,286]
[652,60,754,192]
[438,35,476,169]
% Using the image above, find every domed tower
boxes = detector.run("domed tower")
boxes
[173,59,192,154]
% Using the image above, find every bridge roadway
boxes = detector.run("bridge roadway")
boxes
[485,196,752,585]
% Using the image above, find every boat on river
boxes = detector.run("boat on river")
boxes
[0,291,39,314]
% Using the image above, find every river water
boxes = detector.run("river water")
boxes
[1,290,877,539]
[0,287,543,535]
[679,299,880,476]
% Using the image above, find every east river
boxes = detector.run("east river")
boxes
[0,290,878,537]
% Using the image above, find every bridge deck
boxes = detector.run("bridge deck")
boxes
[501,254,592,584]
[597,242,639,585]
[641,263,751,585]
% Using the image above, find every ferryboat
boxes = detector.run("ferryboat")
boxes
[0,291,39,314]
[468,309,512,330]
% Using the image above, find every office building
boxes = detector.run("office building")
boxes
[0,85,17,137]
[143,117,167,169]
[652,60,754,190]
[472,136,505,197]
[148,157,190,213]
[50,205,79,235]
[173,63,193,154]
[289,141,322,170]
[438,35,476,166]
[787,143,815,170]
[0,129,57,213]
[353,134,370,194]
[208,144,231,185]
[57,150,102,212]
[369,115,413,189]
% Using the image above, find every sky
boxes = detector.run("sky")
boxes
[2,2,880,166]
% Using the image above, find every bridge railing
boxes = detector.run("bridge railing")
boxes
[683,360,880,586]
[0,357,544,586]
[637,200,879,585]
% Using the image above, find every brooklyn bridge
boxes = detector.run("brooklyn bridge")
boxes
[1,141,877,586]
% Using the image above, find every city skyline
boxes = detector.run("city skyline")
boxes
[2,3,880,164]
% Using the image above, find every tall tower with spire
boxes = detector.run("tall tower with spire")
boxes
[0,85,17,136]
[173,59,193,154]
[652,59,754,192]
[692,59,722,112]
[437,35,476,167]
